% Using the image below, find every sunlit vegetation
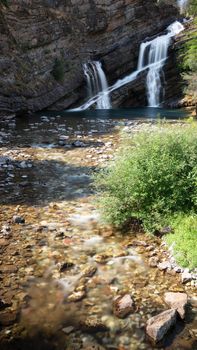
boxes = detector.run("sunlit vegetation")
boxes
[165,214,197,269]
[181,1,197,105]
[95,123,197,234]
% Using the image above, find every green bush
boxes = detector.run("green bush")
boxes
[165,214,197,269]
[95,123,197,232]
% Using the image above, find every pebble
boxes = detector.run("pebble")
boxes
[82,265,97,277]
[62,326,74,334]
[148,257,159,267]
[157,261,171,271]
[12,215,25,224]
[67,290,86,302]
[181,271,192,284]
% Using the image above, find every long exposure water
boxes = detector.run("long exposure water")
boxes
[0,109,196,350]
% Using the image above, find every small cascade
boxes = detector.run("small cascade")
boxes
[177,0,188,13]
[83,61,111,109]
[138,21,184,107]
[74,21,184,111]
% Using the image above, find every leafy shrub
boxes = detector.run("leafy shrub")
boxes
[0,0,8,7]
[165,214,197,269]
[179,3,197,105]
[51,58,65,82]
[95,123,197,232]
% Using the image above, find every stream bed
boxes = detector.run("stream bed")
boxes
[0,112,196,350]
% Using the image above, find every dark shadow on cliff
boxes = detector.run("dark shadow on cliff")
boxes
[0,159,97,205]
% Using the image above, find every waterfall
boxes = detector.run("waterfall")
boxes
[73,21,184,111]
[177,0,188,13]
[83,61,111,109]
[138,21,184,107]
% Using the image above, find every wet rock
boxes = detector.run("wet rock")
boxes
[12,215,25,224]
[191,280,197,288]
[148,257,159,267]
[1,225,11,238]
[0,298,12,310]
[59,262,75,272]
[72,141,86,147]
[82,265,97,278]
[79,319,108,333]
[164,292,188,319]
[0,265,18,273]
[155,226,172,236]
[157,261,171,271]
[130,240,147,247]
[146,309,177,342]
[145,245,154,252]
[67,290,86,302]
[94,253,112,264]
[181,271,192,284]
[113,294,134,318]
[0,239,9,247]
[58,140,66,146]
[174,266,183,273]
[62,326,74,334]
[18,161,28,169]
[0,311,18,326]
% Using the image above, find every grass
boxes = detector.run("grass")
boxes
[165,214,197,269]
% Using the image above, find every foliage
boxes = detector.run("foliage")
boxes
[0,0,8,7]
[188,0,197,15]
[165,214,197,269]
[51,58,65,82]
[95,123,197,232]
[180,2,197,102]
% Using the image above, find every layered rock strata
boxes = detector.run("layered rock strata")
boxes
[0,0,178,113]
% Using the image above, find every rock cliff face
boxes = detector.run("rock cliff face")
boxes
[0,0,179,113]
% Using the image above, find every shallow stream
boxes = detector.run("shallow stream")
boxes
[0,110,196,350]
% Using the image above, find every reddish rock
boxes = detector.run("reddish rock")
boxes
[148,257,159,267]
[0,298,12,310]
[0,311,18,326]
[146,309,177,342]
[0,239,9,247]
[113,294,134,318]
[0,265,18,273]
[164,292,188,319]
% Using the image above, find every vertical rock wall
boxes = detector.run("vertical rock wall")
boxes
[0,0,178,113]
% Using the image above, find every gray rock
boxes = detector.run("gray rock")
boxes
[19,161,28,169]
[13,215,25,224]
[146,309,177,342]
[157,261,171,271]
[72,140,86,147]
[181,271,192,284]
[62,326,74,334]
[164,292,188,319]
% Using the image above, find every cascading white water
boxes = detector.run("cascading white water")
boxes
[83,61,111,109]
[138,21,184,107]
[177,0,188,13]
[74,21,184,111]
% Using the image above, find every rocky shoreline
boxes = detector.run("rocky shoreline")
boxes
[0,116,196,349]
